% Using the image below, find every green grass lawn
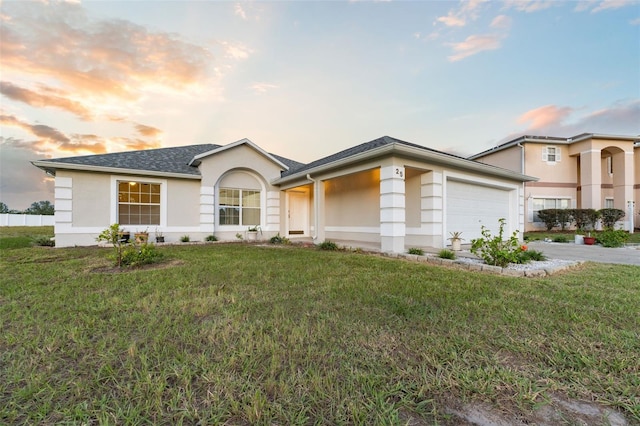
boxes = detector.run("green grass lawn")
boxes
[1,228,639,424]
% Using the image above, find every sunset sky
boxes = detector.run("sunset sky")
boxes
[1,0,639,210]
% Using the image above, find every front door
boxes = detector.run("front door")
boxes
[288,191,308,235]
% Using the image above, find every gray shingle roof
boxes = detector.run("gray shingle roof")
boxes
[35,143,305,176]
[280,136,467,177]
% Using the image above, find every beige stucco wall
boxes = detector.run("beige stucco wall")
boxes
[59,170,111,227]
[474,146,523,173]
[325,169,380,227]
[524,144,576,183]
[166,179,200,227]
[198,144,283,188]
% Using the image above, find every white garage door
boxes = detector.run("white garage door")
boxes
[446,180,511,241]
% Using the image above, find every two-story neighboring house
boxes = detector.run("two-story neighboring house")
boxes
[470,133,639,232]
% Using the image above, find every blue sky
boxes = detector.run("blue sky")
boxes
[1,0,639,209]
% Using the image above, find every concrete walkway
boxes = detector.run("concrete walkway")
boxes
[527,241,640,266]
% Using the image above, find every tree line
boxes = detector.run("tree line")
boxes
[0,201,54,215]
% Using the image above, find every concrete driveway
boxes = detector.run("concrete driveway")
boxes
[527,241,640,266]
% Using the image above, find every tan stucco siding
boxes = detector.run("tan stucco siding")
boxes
[325,169,379,227]
[198,144,283,188]
[404,169,422,228]
[167,179,200,227]
[58,170,111,226]
[524,144,576,183]
[474,147,522,173]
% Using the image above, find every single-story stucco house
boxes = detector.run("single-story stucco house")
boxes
[32,136,537,251]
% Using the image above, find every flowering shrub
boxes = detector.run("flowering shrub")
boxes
[470,218,524,268]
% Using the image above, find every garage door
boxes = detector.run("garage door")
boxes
[446,180,511,241]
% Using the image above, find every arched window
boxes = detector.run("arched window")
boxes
[218,171,262,226]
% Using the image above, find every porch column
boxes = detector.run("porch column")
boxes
[380,164,405,253]
[580,150,601,210]
[314,180,326,243]
[613,151,635,231]
[420,171,443,247]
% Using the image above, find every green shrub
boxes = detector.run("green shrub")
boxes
[552,235,569,243]
[438,249,456,260]
[517,249,546,263]
[536,209,559,231]
[556,209,573,231]
[33,235,55,247]
[599,209,625,229]
[571,209,599,230]
[471,218,523,267]
[596,229,629,248]
[270,233,290,244]
[205,235,218,242]
[407,247,424,255]
[318,240,339,251]
[121,243,163,267]
[180,235,190,242]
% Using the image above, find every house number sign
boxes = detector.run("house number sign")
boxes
[395,167,405,179]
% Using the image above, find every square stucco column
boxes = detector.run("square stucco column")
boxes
[266,191,280,231]
[200,186,214,233]
[580,150,601,210]
[613,151,635,231]
[313,180,326,243]
[420,171,443,247]
[380,165,405,253]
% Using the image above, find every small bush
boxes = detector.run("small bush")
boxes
[180,235,190,242]
[408,247,424,255]
[596,229,629,248]
[537,209,559,231]
[517,249,546,263]
[33,235,55,247]
[552,235,569,243]
[270,233,290,244]
[438,249,456,260]
[318,240,339,251]
[205,235,218,242]
[471,218,523,267]
[599,209,625,229]
[121,243,163,267]
[572,209,599,230]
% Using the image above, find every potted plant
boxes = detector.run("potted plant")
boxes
[118,230,130,243]
[134,228,149,244]
[574,228,585,245]
[246,225,262,241]
[448,231,464,251]
[154,228,164,243]
[583,232,596,245]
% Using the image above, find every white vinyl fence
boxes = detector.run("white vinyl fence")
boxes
[0,214,55,226]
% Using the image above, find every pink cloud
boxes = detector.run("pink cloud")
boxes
[517,105,574,130]
[447,34,504,62]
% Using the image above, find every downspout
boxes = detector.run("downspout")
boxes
[517,142,526,238]
[306,174,318,240]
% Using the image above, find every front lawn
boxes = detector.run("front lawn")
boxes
[1,239,639,424]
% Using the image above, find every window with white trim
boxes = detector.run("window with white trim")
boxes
[604,198,614,209]
[118,181,161,225]
[219,188,260,226]
[542,146,560,163]
[606,156,613,176]
[532,197,570,222]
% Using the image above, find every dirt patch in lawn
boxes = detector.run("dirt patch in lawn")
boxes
[90,258,185,274]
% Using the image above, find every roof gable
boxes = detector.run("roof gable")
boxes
[188,138,292,170]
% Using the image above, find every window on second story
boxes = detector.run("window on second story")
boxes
[542,146,560,163]
[606,156,613,176]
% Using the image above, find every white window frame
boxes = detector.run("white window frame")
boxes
[604,198,614,209]
[606,156,613,176]
[110,176,168,227]
[542,146,561,163]
[218,187,262,227]
[530,197,572,223]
